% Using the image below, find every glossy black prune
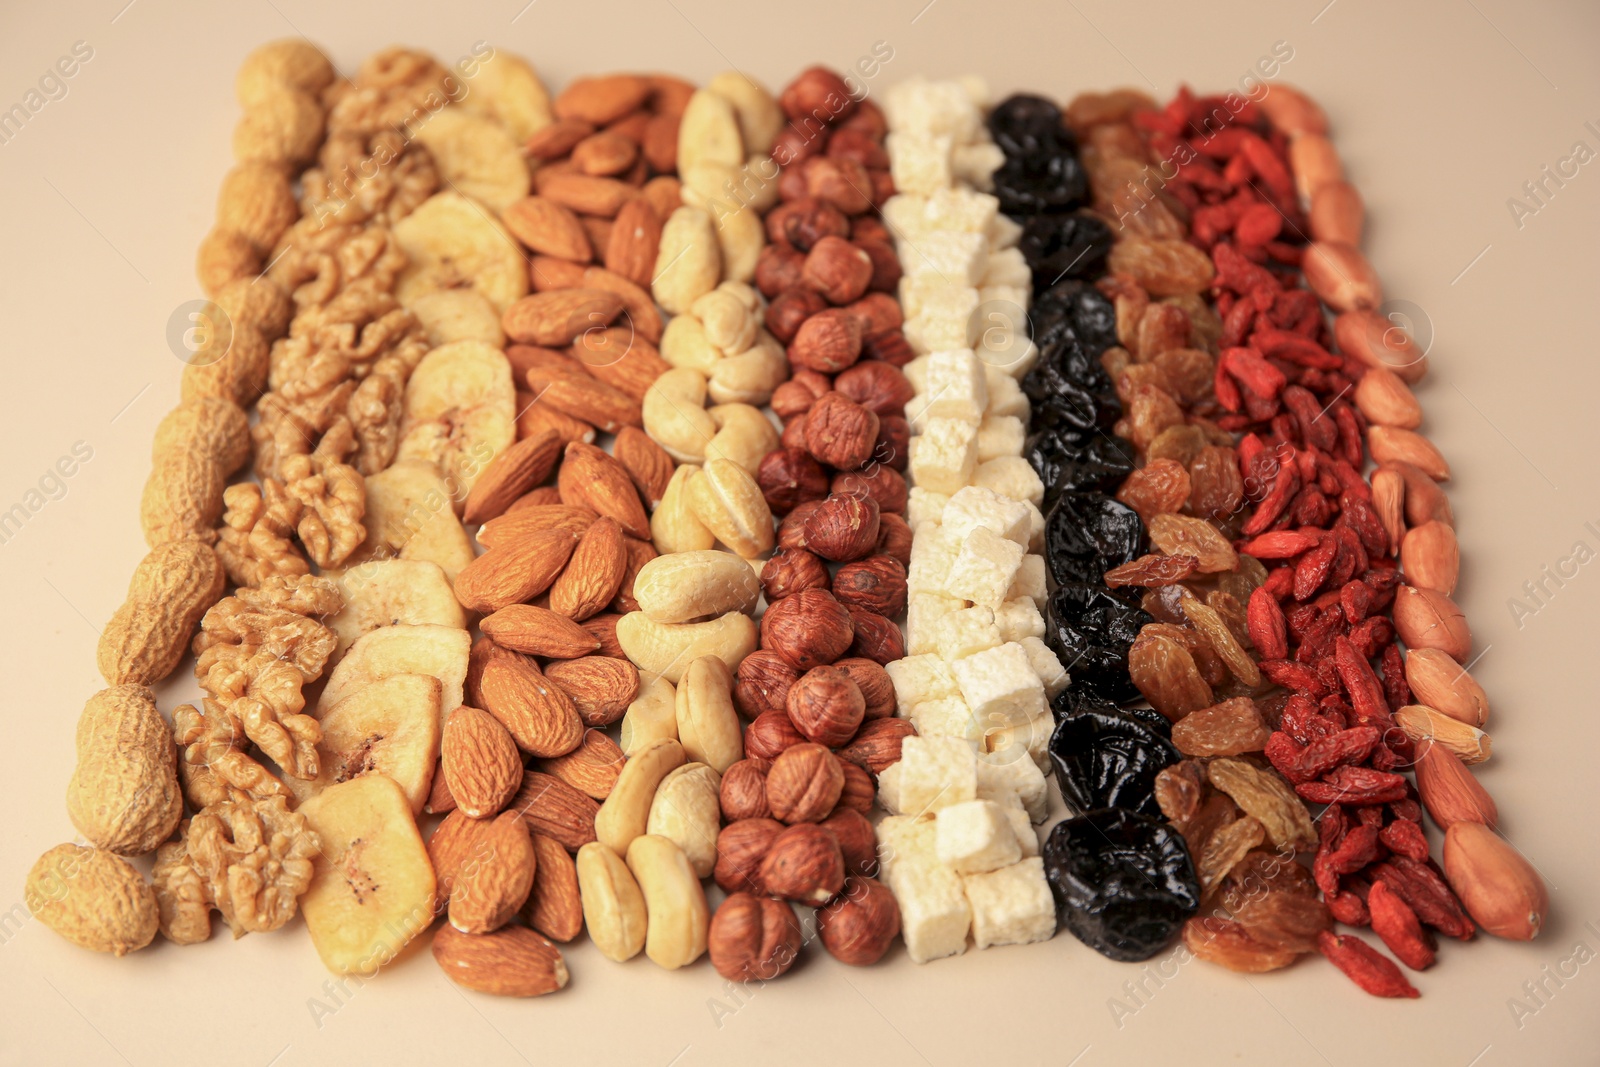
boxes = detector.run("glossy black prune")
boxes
[1042,808,1200,962]
[1030,280,1118,356]
[1022,351,1119,440]
[1027,433,1137,509]
[992,151,1088,216]
[1018,213,1113,287]
[1044,492,1145,586]
[988,94,1075,159]
[1051,688,1170,736]
[1048,704,1180,818]
[1044,582,1152,704]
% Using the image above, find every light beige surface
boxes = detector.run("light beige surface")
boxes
[2,0,1598,1064]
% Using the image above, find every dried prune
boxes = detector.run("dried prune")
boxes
[1023,343,1120,438]
[1049,703,1180,819]
[1018,212,1113,286]
[992,150,1088,216]
[1045,492,1146,586]
[1043,808,1200,962]
[1031,280,1118,355]
[1027,432,1136,508]
[988,94,1074,159]
[1043,583,1152,704]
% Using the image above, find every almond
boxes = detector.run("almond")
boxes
[1400,520,1459,595]
[461,430,563,525]
[480,604,601,659]
[453,528,580,613]
[558,441,651,539]
[510,770,600,851]
[478,504,597,549]
[579,266,664,343]
[508,486,564,511]
[1393,584,1472,661]
[1303,240,1382,313]
[1393,704,1490,764]
[531,374,642,434]
[1414,741,1498,830]
[521,833,585,942]
[1371,467,1407,551]
[1352,366,1420,430]
[1335,309,1429,384]
[605,198,662,288]
[433,924,568,997]
[529,255,590,290]
[570,328,671,402]
[517,393,596,446]
[1404,647,1489,726]
[449,810,536,934]
[545,655,640,727]
[503,289,626,347]
[549,516,628,621]
[441,706,525,819]
[478,644,585,758]
[554,75,652,126]
[538,172,637,218]
[507,343,592,382]
[503,197,593,263]
[1442,821,1547,941]
[612,536,657,614]
[425,761,457,814]
[572,131,638,177]
[583,613,627,659]
[526,119,595,161]
[1370,426,1450,482]
[540,729,626,800]
[613,426,675,508]
[428,809,496,901]
[581,215,613,250]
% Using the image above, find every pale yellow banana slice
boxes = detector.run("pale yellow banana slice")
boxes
[411,107,531,214]
[396,340,516,505]
[328,559,467,658]
[285,674,443,814]
[394,191,529,316]
[318,623,470,720]
[406,289,506,348]
[458,50,553,144]
[347,459,475,585]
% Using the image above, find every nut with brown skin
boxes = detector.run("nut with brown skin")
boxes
[841,98,887,139]
[868,169,895,207]
[771,124,829,171]
[766,742,845,823]
[835,658,895,719]
[803,492,881,562]
[754,245,806,298]
[785,667,866,748]
[832,555,909,617]
[820,807,877,876]
[708,892,803,982]
[836,761,876,814]
[713,818,784,894]
[733,650,801,719]
[756,448,830,515]
[770,370,830,421]
[835,361,914,417]
[789,309,863,375]
[765,288,827,346]
[805,392,879,470]
[760,588,855,670]
[832,466,908,515]
[743,710,808,761]
[838,717,916,774]
[845,292,903,336]
[817,875,900,965]
[759,823,846,905]
[779,410,810,451]
[720,759,772,822]
[760,548,832,603]
[875,513,913,566]
[776,500,822,551]
[862,326,913,367]
[845,605,906,665]
[782,200,851,252]
[826,127,890,169]
[780,67,857,124]
[802,236,873,305]
[804,157,873,215]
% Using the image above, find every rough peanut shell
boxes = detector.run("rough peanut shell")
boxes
[98,542,226,686]
[26,844,159,956]
[66,686,183,856]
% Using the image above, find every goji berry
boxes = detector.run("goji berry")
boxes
[1355,804,1385,829]
[1292,726,1380,782]
[1246,586,1289,659]
[1293,534,1337,601]
[1259,658,1327,697]
[1317,931,1420,998]
[1240,529,1320,559]
[1379,818,1429,862]
[1295,766,1409,805]
[1371,859,1475,941]
[1334,402,1365,468]
[1339,493,1390,557]
[1334,637,1392,729]
[1381,643,1411,711]
[1242,461,1301,536]
[1280,695,1338,745]
[1389,797,1423,823]
[1326,890,1370,927]
[1340,580,1372,624]
[1368,881,1436,971]
[1253,328,1344,370]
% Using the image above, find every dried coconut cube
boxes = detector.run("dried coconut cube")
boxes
[902,230,988,285]
[953,142,1006,192]
[974,456,1045,508]
[1002,801,1040,857]
[876,761,904,813]
[888,653,960,718]
[983,367,1030,420]
[907,526,959,595]
[1007,554,1047,606]
[887,133,954,197]
[1023,503,1045,553]
[987,212,1023,250]
[902,352,932,393]
[932,605,1002,662]
[944,526,1024,608]
[940,485,1031,548]
[976,415,1027,464]
[1020,636,1068,699]
[923,188,999,235]
[977,284,1030,316]
[951,641,1047,726]
[961,857,1056,949]
[905,307,978,356]
[881,195,930,244]
[906,487,950,529]
[906,593,963,656]
[894,735,978,816]
[898,278,967,323]
[884,79,981,141]
[910,696,982,745]
[876,815,971,963]
[935,799,1021,874]
[922,350,987,425]
[981,247,1032,289]
[909,418,979,494]
[975,747,1049,822]
[994,597,1044,644]
[983,708,1054,777]
[982,335,1038,379]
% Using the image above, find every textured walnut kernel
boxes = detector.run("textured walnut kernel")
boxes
[757,448,831,515]
[760,548,833,604]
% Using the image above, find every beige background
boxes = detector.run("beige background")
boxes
[3,0,1598,1063]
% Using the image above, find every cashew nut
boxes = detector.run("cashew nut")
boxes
[576,842,647,962]
[619,675,679,755]
[650,464,716,555]
[594,737,685,857]
[625,834,709,970]
[705,403,780,476]
[632,549,762,623]
[659,314,723,376]
[707,333,789,406]
[652,205,721,315]
[646,763,722,878]
[642,367,717,463]
[684,458,774,559]
[691,286,758,354]
[674,655,744,774]
[615,610,758,685]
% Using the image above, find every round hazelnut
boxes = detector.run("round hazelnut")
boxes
[838,717,916,774]
[821,807,878,876]
[759,823,846,905]
[766,742,845,824]
[760,588,854,670]
[825,127,889,169]
[708,893,803,983]
[839,98,886,140]
[772,124,828,169]
[713,818,784,895]
[832,466,908,515]
[779,410,811,451]
[863,328,913,367]
[760,548,831,603]
[803,157,873,215]
[776,499,822,551]
[835,658,896,720]
[845,604,906,665]
[869,168,895,207]
[872,415,912,472]
[754,244,806,298]
[779,67,857,124]
[765,288,827,345]
[733,650,800,719]
[789,309,863,375]
[817,875,900,966]
[836,760,877,815]
[835,360,914,417]
[782,199,850,252]
[844,292,903,337]
[764,200,807,247]
[857,238,902,294]
[802,236,873,305]
[785,666,865,748]
[802,491,881,562]
[743,710,808,762]
[756,448,829,515]
[720,759,772,822]
[875,512,913,565]
[832,555,909,618]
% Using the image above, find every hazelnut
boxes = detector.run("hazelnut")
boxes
[779,67,857,124]
[720,759,772,821]
[785,666,866,748]
[803,157,873,215]
[802,236,873,305]
[782,199,850,252]
[825,127,889,169]
[766,742,845,823]
[821,807,878,876]
[832,466,908,515]
[871,414,912,471]
[708,893,803,982]
[851,214,891,244]
[838,716,916,774]
[835,658,896,719]
[771,123,829,169]
[779,410,811,451]
[868,168,895,207]
[832,555,909,617]
[835,360,914,417]
[839,98,886,139]
[837,760,877,815]
[806,394,880,472]
[875,512,913,566]
[845,604,906,665]
[759,823,846,905]
[789,308,863,375]
[802,491,881,562]
[760,588,854,670]
[760,547,831,603]
[756,448,830,515]
[776,499,822,550]
[765,288,827,346]
[817,875,900,966]
[862,327,914,367]
[754,244,805,298]
[743,710,808,761]
[845,292,903,336]
[714,818,785,894]
[733,650,800,719]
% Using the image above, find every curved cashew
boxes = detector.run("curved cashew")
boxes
[642,367,717,463]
